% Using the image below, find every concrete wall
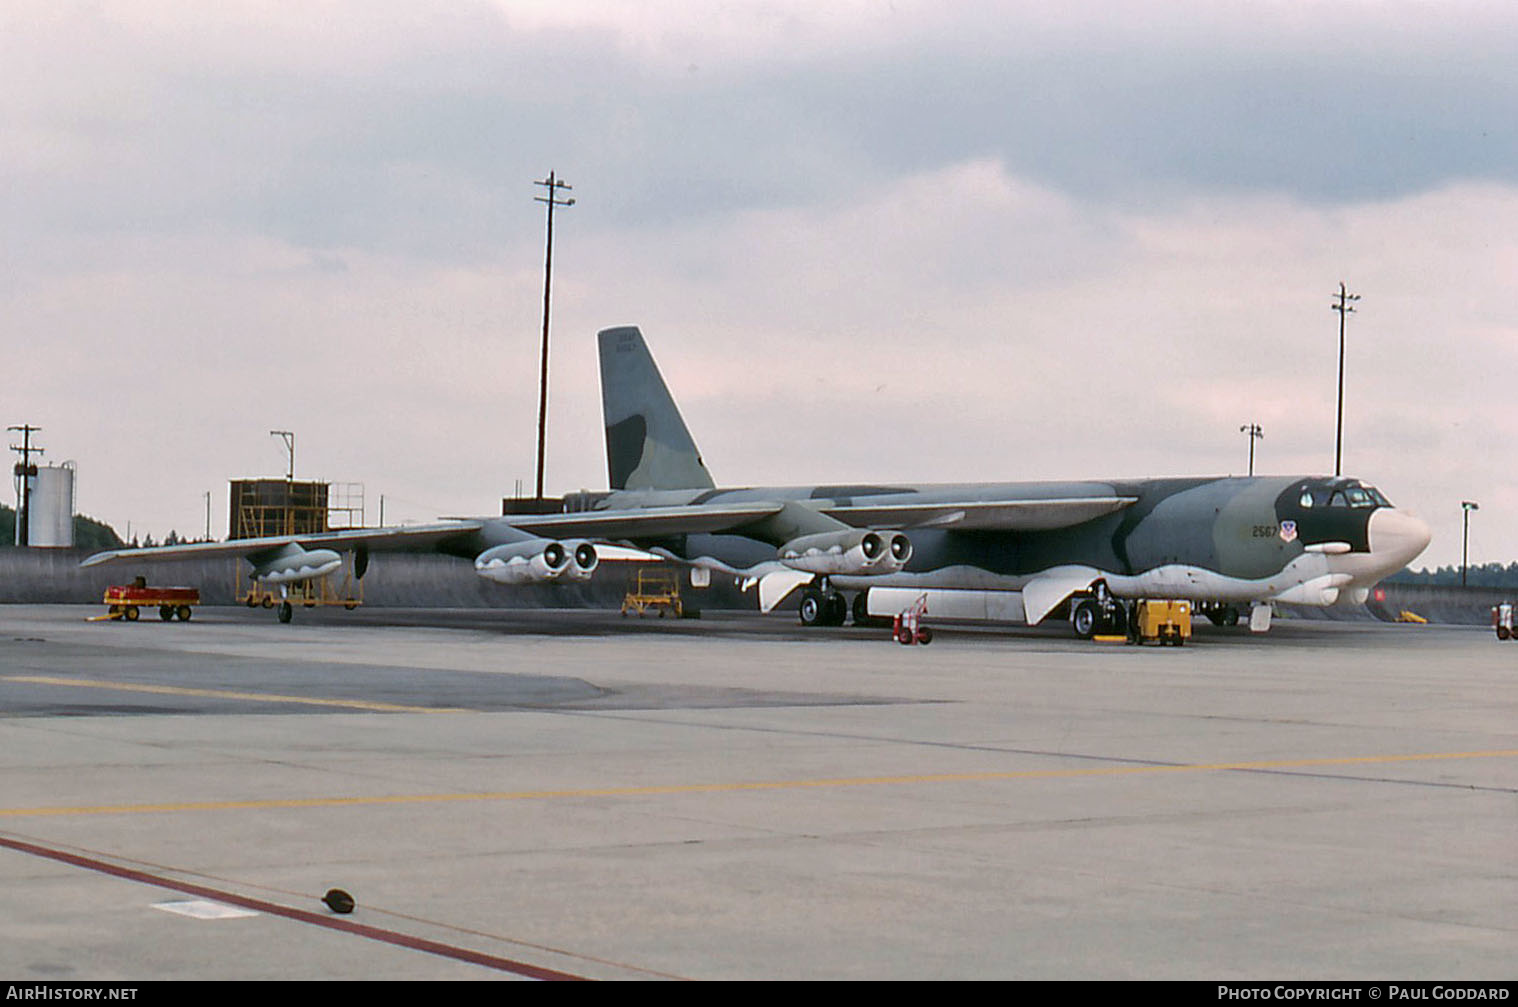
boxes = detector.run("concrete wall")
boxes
[0,549,753,611]
[1,549,1510,625]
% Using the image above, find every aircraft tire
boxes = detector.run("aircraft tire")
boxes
[823,592,848,626]
[278,601,293,624]
[852,590,870,625]
[1103,604,1128,637]
[798,590,824,627]
[1221,605,1240,627]
[1071,599,1098,639]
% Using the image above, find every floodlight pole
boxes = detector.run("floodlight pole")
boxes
[1240,423,1264,477]
[1461,500,1479,587]
[1331,282,1360,477]
[534,171,574,502]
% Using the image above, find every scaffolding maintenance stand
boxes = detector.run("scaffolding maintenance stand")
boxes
[621,567,686,618]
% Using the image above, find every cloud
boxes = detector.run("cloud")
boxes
[4,2,1515,568]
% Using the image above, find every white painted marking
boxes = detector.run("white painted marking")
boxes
[152,899,259,920]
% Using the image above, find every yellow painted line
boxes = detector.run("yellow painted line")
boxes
[2,675,469,715]
[1,749,1513,819]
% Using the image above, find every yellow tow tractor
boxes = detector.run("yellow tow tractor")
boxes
[1129,599,1192,646]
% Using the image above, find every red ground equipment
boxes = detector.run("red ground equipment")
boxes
[1492,602,1516,640]
[100,583,200,622]
[892,593,933,645]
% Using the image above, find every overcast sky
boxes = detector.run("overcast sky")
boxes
[5,0,1516,568]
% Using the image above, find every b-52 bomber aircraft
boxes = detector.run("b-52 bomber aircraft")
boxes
[85,325,1431,635]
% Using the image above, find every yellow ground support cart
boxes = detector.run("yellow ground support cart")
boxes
[1130,599,1192,646]
[237,555,362,615]
[621,567,684,618]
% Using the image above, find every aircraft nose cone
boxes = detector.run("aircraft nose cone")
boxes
[1369,508,1432,569]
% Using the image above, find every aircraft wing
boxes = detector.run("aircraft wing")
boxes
[819,496,1138,532]
[484,502,786,539]
[78,502,786,569]
[80,521,486,567]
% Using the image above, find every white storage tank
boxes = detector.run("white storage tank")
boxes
[26,462,75,547]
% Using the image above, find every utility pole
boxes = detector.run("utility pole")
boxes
[1240,423,1264,477]
[1331,282,1360,477]
[9,424,43,547]
[533,171,574,503]
[1461,500,1479,587]
[270,430,295,480]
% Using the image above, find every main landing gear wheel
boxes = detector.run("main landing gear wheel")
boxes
[799,589,824,627]
[799,587,848,627]
[1071,599,1099,640]
[277,601,293,624]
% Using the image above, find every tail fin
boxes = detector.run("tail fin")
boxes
[597,326,715,491]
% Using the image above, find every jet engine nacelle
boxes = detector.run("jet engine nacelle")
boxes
[251,546,342,584]
[778,529,911,576]
[474,538,598,585]
[560,539,600,582]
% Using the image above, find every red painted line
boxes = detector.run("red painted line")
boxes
[0,834,587,981]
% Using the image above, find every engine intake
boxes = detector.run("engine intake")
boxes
[563,539,600,582]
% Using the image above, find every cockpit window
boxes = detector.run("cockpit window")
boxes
[1301,481,1390,511]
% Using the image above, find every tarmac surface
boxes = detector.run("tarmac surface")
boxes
[0,605,1513,980]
